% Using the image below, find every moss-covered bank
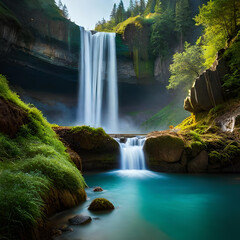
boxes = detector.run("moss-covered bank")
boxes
[145,99,240,173]
[0,75,86,240]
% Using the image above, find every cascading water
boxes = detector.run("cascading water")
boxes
[77,27,118,132]
[117,137,146,170]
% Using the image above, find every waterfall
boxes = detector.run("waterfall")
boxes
[77,27,118,132]
[117,137,146,170]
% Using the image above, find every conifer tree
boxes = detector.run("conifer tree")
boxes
[58,0,63,9]
[175,0,192,51]
[129,0,135,16]
[110,3,117,21]
[139,0,146,15]
[116,0,125,24]
[133,0,140,16]
[62,4,69,18]
[144,0,157,15]
[155,0,162,14]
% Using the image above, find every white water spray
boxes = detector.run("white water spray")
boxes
[116,137,146,170]
[77,27,118,132]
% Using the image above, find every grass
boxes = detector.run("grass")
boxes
[0,75,86,239]
[141,99,190,132]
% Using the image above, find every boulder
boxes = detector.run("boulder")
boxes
[68,215,92,225]
[88,198,114,211]
[93,187,103,192]
[188,150,208,173]
[144,133,184,163]
[54,126,120,171]
[0,97,28,138]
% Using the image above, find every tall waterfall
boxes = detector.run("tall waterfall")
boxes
[117,137,146,170]
[77,27,118,132]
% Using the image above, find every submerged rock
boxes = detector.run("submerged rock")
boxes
[88,198,114,211]
[68,215,92,225]
[93,187,103,192]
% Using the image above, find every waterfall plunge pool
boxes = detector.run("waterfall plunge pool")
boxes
[52,171,240,240]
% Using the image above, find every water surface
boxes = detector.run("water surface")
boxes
[53,171,240,240]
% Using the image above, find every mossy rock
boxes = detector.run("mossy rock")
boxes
[88,198,114,211]
[55,126,119,153]
[190,141,206,157]
[144,134,184,163]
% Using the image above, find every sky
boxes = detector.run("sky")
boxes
[60,0,131,30]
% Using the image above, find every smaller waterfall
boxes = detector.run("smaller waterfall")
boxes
[117,137,146,170]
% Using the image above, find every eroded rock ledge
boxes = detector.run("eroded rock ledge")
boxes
[54,126,120,171]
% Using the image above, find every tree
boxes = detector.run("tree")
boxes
[195,0,240,67]
[58,0,63,9]
[150,10,176,58]
[128,0,135,17]
[116,0,126,24]
[175,0,192,51]
[144,0,157,15]
[167,42,205,92]
[154,0,162,14]
[62,4,69,18]
[133,0,140,16]
[110,3,117,21]
[139,0,146,15]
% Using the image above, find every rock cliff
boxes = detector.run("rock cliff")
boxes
[184,54,228,113]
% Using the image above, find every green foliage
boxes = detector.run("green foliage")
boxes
[167,42,205,92]
[223,33,240,98]
[114,16,143,34]
[150,10,176,58]
[195,0,240,67]
[0,75,86,239]
[144,0,157,15]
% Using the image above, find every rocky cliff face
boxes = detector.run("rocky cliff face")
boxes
[184,53,228,113]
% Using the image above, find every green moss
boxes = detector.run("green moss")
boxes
[190,141,206,157]
[224,143,240,158]
[189,131,203,143]
[71,125,108,137]
[208,142,240,165]
[209,151,222,164]
[0,75,86,239]
[88,198,114,211]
